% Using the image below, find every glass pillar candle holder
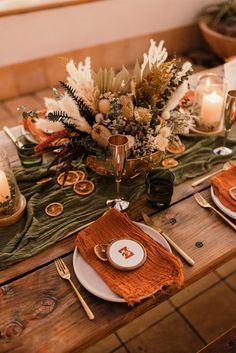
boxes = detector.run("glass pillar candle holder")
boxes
[0,147,26,227]
[192,73,226,133]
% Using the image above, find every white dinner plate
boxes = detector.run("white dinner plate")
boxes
[190,123,223,136]
[73,222,172,303]
[21,125,52,144]
[21,126,38,144]
[211,187,236,220]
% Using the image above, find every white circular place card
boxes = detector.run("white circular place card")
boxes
[106,239,147,271]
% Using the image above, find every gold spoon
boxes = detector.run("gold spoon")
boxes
[192,160,236,187]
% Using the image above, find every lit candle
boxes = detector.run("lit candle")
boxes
[200,91,224,124]
[0,170,11,206]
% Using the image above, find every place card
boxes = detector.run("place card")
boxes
[224,59,236,91]
[106,239,147,271]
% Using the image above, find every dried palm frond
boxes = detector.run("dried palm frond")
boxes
[92,66,131,94]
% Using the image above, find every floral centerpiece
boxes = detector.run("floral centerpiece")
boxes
[23,40,193,176]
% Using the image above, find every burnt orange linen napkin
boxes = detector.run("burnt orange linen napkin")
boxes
[76,209,184,305]
[211,166,236,212]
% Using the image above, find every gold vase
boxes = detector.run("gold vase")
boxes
[86,150,164,178]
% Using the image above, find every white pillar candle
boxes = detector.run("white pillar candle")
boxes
[200,91,224,124]
[0,170,11,205]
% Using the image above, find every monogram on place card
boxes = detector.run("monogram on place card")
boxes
[106,239,147,271]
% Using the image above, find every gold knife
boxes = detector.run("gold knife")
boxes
[142,212,195,266]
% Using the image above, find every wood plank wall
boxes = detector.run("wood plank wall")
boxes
[0,23,204,101]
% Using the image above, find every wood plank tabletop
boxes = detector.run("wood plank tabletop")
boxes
[0,124,236,353]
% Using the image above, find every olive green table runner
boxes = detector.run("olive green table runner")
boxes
[0,131,236,270]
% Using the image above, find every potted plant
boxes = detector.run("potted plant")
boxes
[198,0,236,59]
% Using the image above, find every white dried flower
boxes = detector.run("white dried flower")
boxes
[44,97,61,112]
[95,113,104,123]
[36,118,64,132]
[44,94,92,134]
[126,135,135,149]
[155,134,169,151]
[66,58,97,111]
[141,39,168,78]
[159,126,171,138]
[162,110,170,120]
[154,126,171,151]
[175,61,192,83]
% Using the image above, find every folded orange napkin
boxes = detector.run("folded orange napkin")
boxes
[76,209,184,305]
[211,166,236,212]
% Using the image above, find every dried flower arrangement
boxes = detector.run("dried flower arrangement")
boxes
[22,40,193,169]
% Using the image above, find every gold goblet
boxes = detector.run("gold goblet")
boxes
[106,135,129,211]
[214,90,236,155]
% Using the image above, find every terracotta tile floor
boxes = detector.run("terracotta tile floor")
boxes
[0,59,235,353]
[82,264,236,353]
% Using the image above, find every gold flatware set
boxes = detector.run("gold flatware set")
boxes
[142,212,195,266]
[192,160,236,187]
[54,257,95,320]
[194,192,236,231]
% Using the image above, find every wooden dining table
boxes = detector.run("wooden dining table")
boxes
[0,121,236,353]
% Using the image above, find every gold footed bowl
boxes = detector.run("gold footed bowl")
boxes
[86,150,164,178]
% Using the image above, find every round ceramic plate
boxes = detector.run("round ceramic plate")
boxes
[21,126,38,144]
[211,187,236,220]
[190,123,223,136]
[73,222,172,303]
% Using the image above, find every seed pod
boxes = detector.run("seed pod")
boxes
[91,124,111,147]
[98,99,111,114]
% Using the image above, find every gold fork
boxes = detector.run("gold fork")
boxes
[194,193,236,231]
[54,257,95,320]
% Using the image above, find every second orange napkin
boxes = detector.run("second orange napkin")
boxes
[76,209,184,305]
[211,165,236,212]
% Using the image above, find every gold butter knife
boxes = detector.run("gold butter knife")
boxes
[142,212,195,266]
[192,160,236,187]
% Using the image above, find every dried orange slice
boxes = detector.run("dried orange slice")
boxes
[73,180,95,196]
[36,177,52,185]
[57,171,78,186]
[94,244,108,262]
[167,142,185,154]
[162,158,178,168]
[45,202,64,217]
[75,170,86,181]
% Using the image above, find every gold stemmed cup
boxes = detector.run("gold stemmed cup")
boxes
[106,134,129,211]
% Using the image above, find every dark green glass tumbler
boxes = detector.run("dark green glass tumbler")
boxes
[15,134,43,168]
[146,168,175,210]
